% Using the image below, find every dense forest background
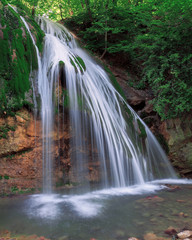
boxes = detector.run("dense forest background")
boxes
[3,0,192,120]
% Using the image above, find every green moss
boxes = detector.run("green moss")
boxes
[4,175,9,180]
[23,16,45,53]
[62,89,69,107]
[0,124,16,139]
[5,154,15,159]
[76,56,86,72]
[103,65,126,100]
[0,175,2,180]
[123,103,133,121]
[70,57,78,72]
[59,60,65,67]
[155,133,169,154]
[11,186,18,192]
[11,186,36,194]
[70,55,86,74]
[137,118,147,138]
[4,148,32,160]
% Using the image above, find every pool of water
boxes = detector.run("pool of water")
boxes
[0,179,192,240]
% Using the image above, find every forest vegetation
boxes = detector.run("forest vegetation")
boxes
[2,0,192,119]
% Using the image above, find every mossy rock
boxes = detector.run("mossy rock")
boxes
[0,2,44,117]
[137,118,147,138]
[70,55,86,74]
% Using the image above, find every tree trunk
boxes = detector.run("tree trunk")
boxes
[80,0,85,9]
[59,5,63,19]
[105,0,109,8]
[100,20,108,59]
[32,7,35,16]
[84,0,93,22]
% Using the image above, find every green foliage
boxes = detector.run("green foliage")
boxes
[11,186,19,192]
[64,0,192,120]
[131,0,192,119]
[0,124,16,139]
[0,175,10,180]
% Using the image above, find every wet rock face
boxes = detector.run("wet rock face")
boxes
[0,107,101,194]
[53,109,101,189]
[159,114,192,177]
[0,109,43,194]
[109,65,192,177]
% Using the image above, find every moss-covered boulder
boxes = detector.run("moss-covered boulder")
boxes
[159,113,192,176]
[0,0,44,117]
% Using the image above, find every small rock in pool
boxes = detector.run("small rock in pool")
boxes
[164,226,177,236]
[144,232,158,240]
[144,232,170,240]
[176,200,185,203]
[177,230,192,239]
[165,185,181,192]
[178,212,185,217]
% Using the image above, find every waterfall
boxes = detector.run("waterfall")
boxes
[37,17,176,191]
[11,7,177,193]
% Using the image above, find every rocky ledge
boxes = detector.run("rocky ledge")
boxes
[109,66,192,178]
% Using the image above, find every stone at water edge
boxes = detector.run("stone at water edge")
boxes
[164,226,177,236]
[165,185,181,191]
[176,200,186,203]
[178,212,188,218]
[136,196,165,204]
[177,230,192,239]
[128,237,140,240]
[144,232,171,240]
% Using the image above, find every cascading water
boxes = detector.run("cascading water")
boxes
[36,17,176,192]
[15,11,176,193]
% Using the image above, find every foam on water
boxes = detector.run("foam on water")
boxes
[26,178,192,219]
[150,178,192,184]
[25,183,166,219]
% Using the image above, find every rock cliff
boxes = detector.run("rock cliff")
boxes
[111,66,192,178]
